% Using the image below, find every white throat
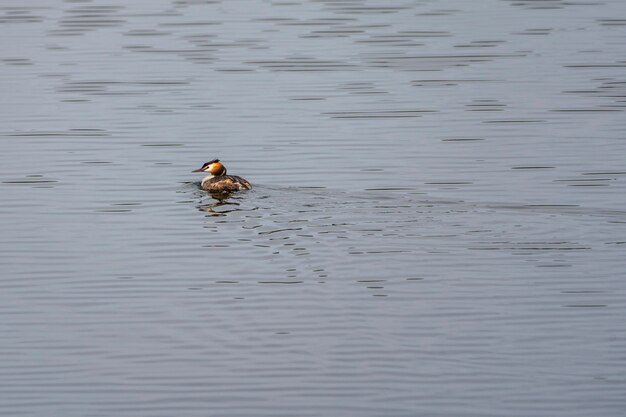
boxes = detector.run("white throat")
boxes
[201,174,215,186]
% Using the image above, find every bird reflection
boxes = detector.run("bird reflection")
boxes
[197,188,251,216]
[197,192,241,216]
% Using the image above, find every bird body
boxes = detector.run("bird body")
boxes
[192,159,251,193]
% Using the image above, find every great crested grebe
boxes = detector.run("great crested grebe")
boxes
[192,159,252,193]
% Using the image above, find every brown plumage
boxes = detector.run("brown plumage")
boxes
[192,159,252,193]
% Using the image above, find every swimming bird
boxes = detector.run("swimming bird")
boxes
[192,159,252,193]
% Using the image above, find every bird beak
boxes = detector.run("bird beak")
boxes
[192,167,205,172]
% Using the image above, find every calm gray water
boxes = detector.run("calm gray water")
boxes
[2,0,626,416]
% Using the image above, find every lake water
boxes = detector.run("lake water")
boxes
[2,0,626,416]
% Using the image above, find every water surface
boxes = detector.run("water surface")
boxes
[2,0,626,416]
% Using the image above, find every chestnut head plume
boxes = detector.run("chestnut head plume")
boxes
[192,159,226,175]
